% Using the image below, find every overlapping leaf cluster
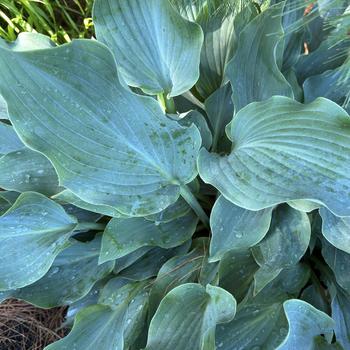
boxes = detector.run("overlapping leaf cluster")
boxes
[0,0,349,349]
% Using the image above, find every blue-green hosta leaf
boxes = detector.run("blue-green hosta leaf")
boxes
[283,68,303,102]
[0,95,8,119]
[301,285,329,315]
[216,265,311,350]
[281,0,304,71]
[46,279,149,350]
[93,0,203,97]
[144,197,191,223]
[100,212,197,263]
[0,121,24,155]
[149,246,204,314]
[331,285,350,349]
[0,192,77,290]
[320,207,350,254]
[53,189,123,218]
[0,39,202,217]
[252,205,311,293]
[119,243,191,281]
[195,8,235,98]
[277,300,335,350]
[0,148,60,196]
[296,36,350,83]
[1,32,55,51]
[226,3,293,112]
[204,84,233,153]
[322,239,350,294]
[1,239,114,308]
[304,67,350,111]
[198,96,350,217]
[288,200,321,213]
[313,337,344,350]
[146,283,236,350]
[210,195,273,261]
[218,249,259,303]
[177,111,212,150]
[169,0,206,21]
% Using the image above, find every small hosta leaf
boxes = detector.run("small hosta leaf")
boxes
[53,189,124,218]
[252,205,311,293]
[320,207,350,254]
[93,0,203,97]
[46,280,149,350]
[277,300,335,350]
[0,38,202,217]
[145,283,236,350]
[100,212,197,263]
[3,238,114,308]
[204,84,234,153]
[198,96,350,217]
[0,192,77,290]
[0,95,8,119]
[322,239,350,294]
[226,3,293,111]
[210,195,273,261]
[0,148,60,196]
[0,121,24,155]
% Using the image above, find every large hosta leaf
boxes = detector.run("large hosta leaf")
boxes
[0,192,77,290]
[277,300,335,349]
[320,207,350,254]
[0,148,60,196]
[46,279,149,350]
[93,0,203,97]
[1,238,114,308]
[146,283,236,350]
[210,195,273,261]
[198,96,350,217]
[0,38,202,217]
[100,211,197,263]
[252,205,311,293]
[226,3,293,111]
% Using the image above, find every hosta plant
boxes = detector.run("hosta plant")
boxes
[0,0,350,349]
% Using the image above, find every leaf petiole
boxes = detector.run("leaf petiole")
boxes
[180,185,209,229]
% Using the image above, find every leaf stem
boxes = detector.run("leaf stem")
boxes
[75,222,106,231]
[157,93,176,114]
[180,185,209,229]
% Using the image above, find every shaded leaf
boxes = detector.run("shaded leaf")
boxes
[252,205,311,293]
[226,3,293,111]
[204,84,233,153]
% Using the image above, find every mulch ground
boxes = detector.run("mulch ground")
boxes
[0,299,67,350]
